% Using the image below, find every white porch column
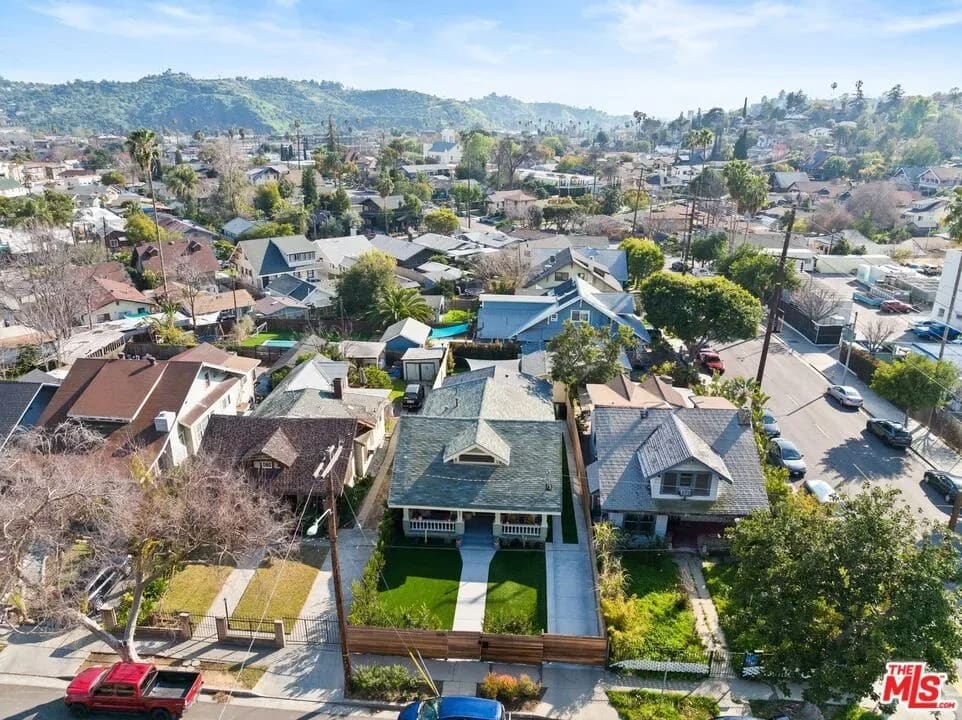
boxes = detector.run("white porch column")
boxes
[540,514,549,542]
[402,507,412,535]
[455,510,465,536]
[654,514,669,538]
[493,511,503,538]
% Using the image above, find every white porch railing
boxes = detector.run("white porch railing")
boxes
[409,519,456,533]
[501,523,541,537]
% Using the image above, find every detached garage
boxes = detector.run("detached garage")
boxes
[402,347,447,384]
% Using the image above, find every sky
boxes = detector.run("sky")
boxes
[3,0,962,118]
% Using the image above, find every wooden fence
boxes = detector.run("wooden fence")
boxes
[346,626,608,666]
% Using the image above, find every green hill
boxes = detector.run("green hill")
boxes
[0,72,627,134]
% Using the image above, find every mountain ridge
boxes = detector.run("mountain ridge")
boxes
[0,72,630,134]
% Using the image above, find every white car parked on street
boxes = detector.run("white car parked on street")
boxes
[826,384,863,407]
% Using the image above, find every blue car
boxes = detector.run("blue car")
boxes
[913,322,961,340]
[399,697,506,720]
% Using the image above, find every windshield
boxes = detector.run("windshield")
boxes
[781,446,801,460]
[762,412,775,423]
[418,698,441,720]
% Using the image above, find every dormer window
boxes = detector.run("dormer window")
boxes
[661,471,711,497]
[458,452,496,464]
[253,459,281,471]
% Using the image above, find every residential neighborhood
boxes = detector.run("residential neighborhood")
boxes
[1,9,962,720]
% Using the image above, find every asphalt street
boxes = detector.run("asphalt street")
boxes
[715,334,953,524]
[0,683,384,720]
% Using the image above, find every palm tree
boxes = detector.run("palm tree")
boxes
[369,286,433,326]
[164,164,198,206]
[126,128,167,292]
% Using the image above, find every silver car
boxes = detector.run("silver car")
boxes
[826,384,863,407]
[761,410,780,438]
[768,438,806,477]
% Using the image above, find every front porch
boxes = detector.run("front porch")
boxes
[607,511,735,551]
[401,507,551,544]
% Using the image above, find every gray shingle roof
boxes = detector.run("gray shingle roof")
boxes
[0,381,44,450]
[590,406,768,517]
[380,318,431,346]
[389,418,563,513]
[637,414,731,481]
[422,376,554,420]
[443,419,511,465]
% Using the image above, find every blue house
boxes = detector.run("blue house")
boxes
[380,318,432,355]
[476,278,650,351]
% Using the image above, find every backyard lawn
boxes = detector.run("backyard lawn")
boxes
[484,550,547,634]
[156,564,233,616]
[610,552,702,660]
[389,378,406,402]
[238,330,297,347]
[561,440,578,544]
[231,559,319,632]
[607,690,719,720]
[378,547,463,629]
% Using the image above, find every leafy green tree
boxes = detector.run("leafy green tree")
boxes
[820,155,851,180]
[542,198,580,232]
[900,137,940,167]
[301,167,318,209]
[620,237,664,287]
[548,321,636,392]
[639,272,763,358]
[253,181,283,218]
[125,210,178,245]
[733,129,748,160]
[336,250,397,317]
[623,187,649,211]
[126,128,166,290]
[725,486,962,705]
[871,354,959,426]
[100,170,125,186]
[600,186,622,215]
[423,208,460,234]
[690,232,726,266]
[450,183,483,217]
[355,366,393,390]
[330,187,351,216]
[946,187,962,241]
[238,221,296,240]
[83,147,112,171]
[370,285,433,326]
[163,164,198,205]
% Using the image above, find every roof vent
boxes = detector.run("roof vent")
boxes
[640,408,649,419]
[154,410,176,433]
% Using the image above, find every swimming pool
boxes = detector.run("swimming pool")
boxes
[429,323,471,339]
[261,339,298,348]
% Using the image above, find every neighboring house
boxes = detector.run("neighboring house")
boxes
[339,340,386,369]
[37,356,249,470]
[263,272,336,309]
[411,233,479,258]
[0,380,58,452]
[918,166,962,195]
[73,207,126,248]
[380,318,432,354]
[80,277,155,326]
[246,165,287,185]
[786,180,850,202]
[132,239,219,286]
[458,230,516,249]
[0,178,28,198]
[417,262,463,286]
[402,347,448,384]
[422,141,463,164]
[587,405,768,542]
[222,217,265,241]
[234,235,323,288]
[170,343,260,411]
[0,226,74,256]
[476,278,651,352]
[389,372,563,542]
[801,150,835,179]
[181,289,256,320]
[254,355,391,476]
[523,247,626,294]
[371,234,436,269]
[892,166,928,192]
[315,234,374,276]
[70,184,118,209]
[361,196,418,230]
[254,295,309,319]
[201,415,357,510]
[902,198,949,233]
[153,214,220,244]
[487,190,538,219]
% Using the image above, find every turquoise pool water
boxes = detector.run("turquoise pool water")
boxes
[261,339,298,348]
[429,323,471,339]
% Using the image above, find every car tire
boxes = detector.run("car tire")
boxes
[150,709,173,720]
[68,705,89,718]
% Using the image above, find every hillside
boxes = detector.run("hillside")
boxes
[0,72,628,134]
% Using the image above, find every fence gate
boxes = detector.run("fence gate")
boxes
[286,614,340,645]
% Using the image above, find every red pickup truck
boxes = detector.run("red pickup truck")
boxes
[65,662,203,719]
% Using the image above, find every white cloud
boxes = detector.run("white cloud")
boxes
[882,6,962,33]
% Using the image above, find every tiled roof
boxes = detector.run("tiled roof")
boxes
[590,406,768,517]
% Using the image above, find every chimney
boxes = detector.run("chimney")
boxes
[737,405,752,426]
[333,376,344,399]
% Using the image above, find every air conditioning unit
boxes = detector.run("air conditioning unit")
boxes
[154,411,176,433]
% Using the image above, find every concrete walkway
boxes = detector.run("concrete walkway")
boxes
[674,554,727,651]
[204,548,265,620]
[451,547,495,631]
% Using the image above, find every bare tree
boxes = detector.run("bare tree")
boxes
[791,283,844,323]
[845,182,901,230]
[469,249,533,294]
[862,318,896,353]
[0,424,293,663]
[169,255,208,328]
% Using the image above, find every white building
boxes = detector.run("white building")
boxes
[933,249,962,330]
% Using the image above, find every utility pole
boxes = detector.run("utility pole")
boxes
[631,169,644,235]
[950,490,961,531]
[756,206,796,385]
[840,311,859,384]
[327,466,353,688]
[681,193,696,273]
[938,249,962,360]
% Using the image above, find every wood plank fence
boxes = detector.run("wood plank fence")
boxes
[345,626,608,666]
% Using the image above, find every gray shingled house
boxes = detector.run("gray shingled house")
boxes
[587,405,768,544]
[389,371,563,544]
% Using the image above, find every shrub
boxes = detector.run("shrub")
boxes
[270,367,291,388]
[441,309,476,324]
[478,672,542,705]
[483,610,537,636]
[115,577,169,628]
[350,664,425,701]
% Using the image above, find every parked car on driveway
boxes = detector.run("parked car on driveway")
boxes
[761,410,780,438]
[880,299,914,313]
[826,385,863,407]
[866,418,912,448]
[670,260,689,272]
[923,469,962,503]
[403,383,425,411]
[768,438,806,477]
[697,349,725,375]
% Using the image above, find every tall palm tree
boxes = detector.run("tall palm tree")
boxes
[164,164,198,206]
[126,128,167,292]
[369,286,433,326]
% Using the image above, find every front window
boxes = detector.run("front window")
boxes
[661,471,711,497]
[624,513,655,535]
[570,309,590,323]
[554,272,569,281]
[780,445,801,460]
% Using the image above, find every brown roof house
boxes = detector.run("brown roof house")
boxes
[201,415,358,511]
[132,239,219,286]
[38,354,254,470]
[79,277,156,326]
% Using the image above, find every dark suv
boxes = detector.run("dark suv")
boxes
[402,383,425,411]
[923,470,962,503]
[866,419,912,448]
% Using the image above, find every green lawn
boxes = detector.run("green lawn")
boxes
[157,564,233,616]
[484,550,547,634]
[378,547,463,629]
[701,560,742,650]
[561,440,578,544]
[608,690,719,720]
[389,378,406,402]
[238,330,297,348]
[230,559,319,632]
[610,553,702,660]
